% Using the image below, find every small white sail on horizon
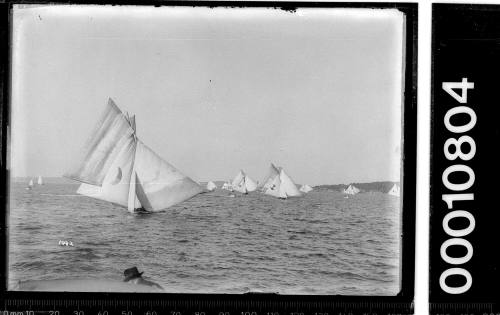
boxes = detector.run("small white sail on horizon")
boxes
[26,178,34,190]
[37,176,43,185]
[221,181,233,191]
[299,184,313,193]
[343,184,360,195]
[231,170,257,194]
[65,98,203,213]
[206,181,217,191]
[388,183,400,197]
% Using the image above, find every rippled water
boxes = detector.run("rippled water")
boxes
[8,179,401,295]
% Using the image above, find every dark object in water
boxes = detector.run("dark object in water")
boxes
[123,266,163,290]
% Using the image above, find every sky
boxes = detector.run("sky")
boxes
[10,5,405,186]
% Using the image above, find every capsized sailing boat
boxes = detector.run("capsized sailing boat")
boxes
[343,184,360,195]
[263,165,302,199]
[64,98,204,213]
[299,184,313,193]
[388,183,400,197]
[231,170,258,194]
[206,181,217,192]
[37,176,43,185]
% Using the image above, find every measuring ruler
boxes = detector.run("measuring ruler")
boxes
[1,297,413,315]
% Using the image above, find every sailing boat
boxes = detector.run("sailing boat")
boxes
[206,181,217,192]
[64,98,204,213]
[299,184,313,193]
[37,176,43,185]
[388,183,400,197]
[262,165,302,199]
[231,170,258,194]
[221,181,233,191]
[260,163,280,192]
[343,184,360,195]
[26,178,34,190]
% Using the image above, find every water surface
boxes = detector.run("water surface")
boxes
[9,179,401,295]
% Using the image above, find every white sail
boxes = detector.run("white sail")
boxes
[37,176,43,185]
[261,163,280,192]
[264,172,281,198]
[76,127,137,208]
[221,182,232,191]
[244,175,258,192]
[231,170,247,194]
[206,181,217,191]
[263,166,302,199]
[66,98,203,212]
[278,169,302,198]
[299,184,313,193]
[130,140,204,212]
[231,170,244,187]
[64,98,136,186]
[129,115,136,132]
[28,179,34,187]
[388,183,400,197]
[343,184,360,195]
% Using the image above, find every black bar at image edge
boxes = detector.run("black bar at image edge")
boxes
[0,1,11,294]
[431,3,500,313]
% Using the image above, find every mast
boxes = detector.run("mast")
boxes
[232,170,247,194]
[66,98,203,212]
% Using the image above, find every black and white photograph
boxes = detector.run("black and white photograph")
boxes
[7,4,408,296]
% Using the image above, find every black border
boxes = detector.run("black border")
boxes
[0,2,417,313]
[430,3,500,311]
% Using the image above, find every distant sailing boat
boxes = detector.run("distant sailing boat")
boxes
[388,183,400,197]
[299,184,313,193]
[64,98,204,213]
[221,181,233,191]
[26,179,34,190]
[343,184,360,195]
[262,164,302,199]
[231,170,258,194]
[261,163,280,192]
[37,176,43,185]
[206,181,217,192]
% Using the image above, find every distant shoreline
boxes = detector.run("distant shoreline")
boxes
[11,177,399,193]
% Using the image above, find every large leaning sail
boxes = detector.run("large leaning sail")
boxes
[65,98,204,212]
